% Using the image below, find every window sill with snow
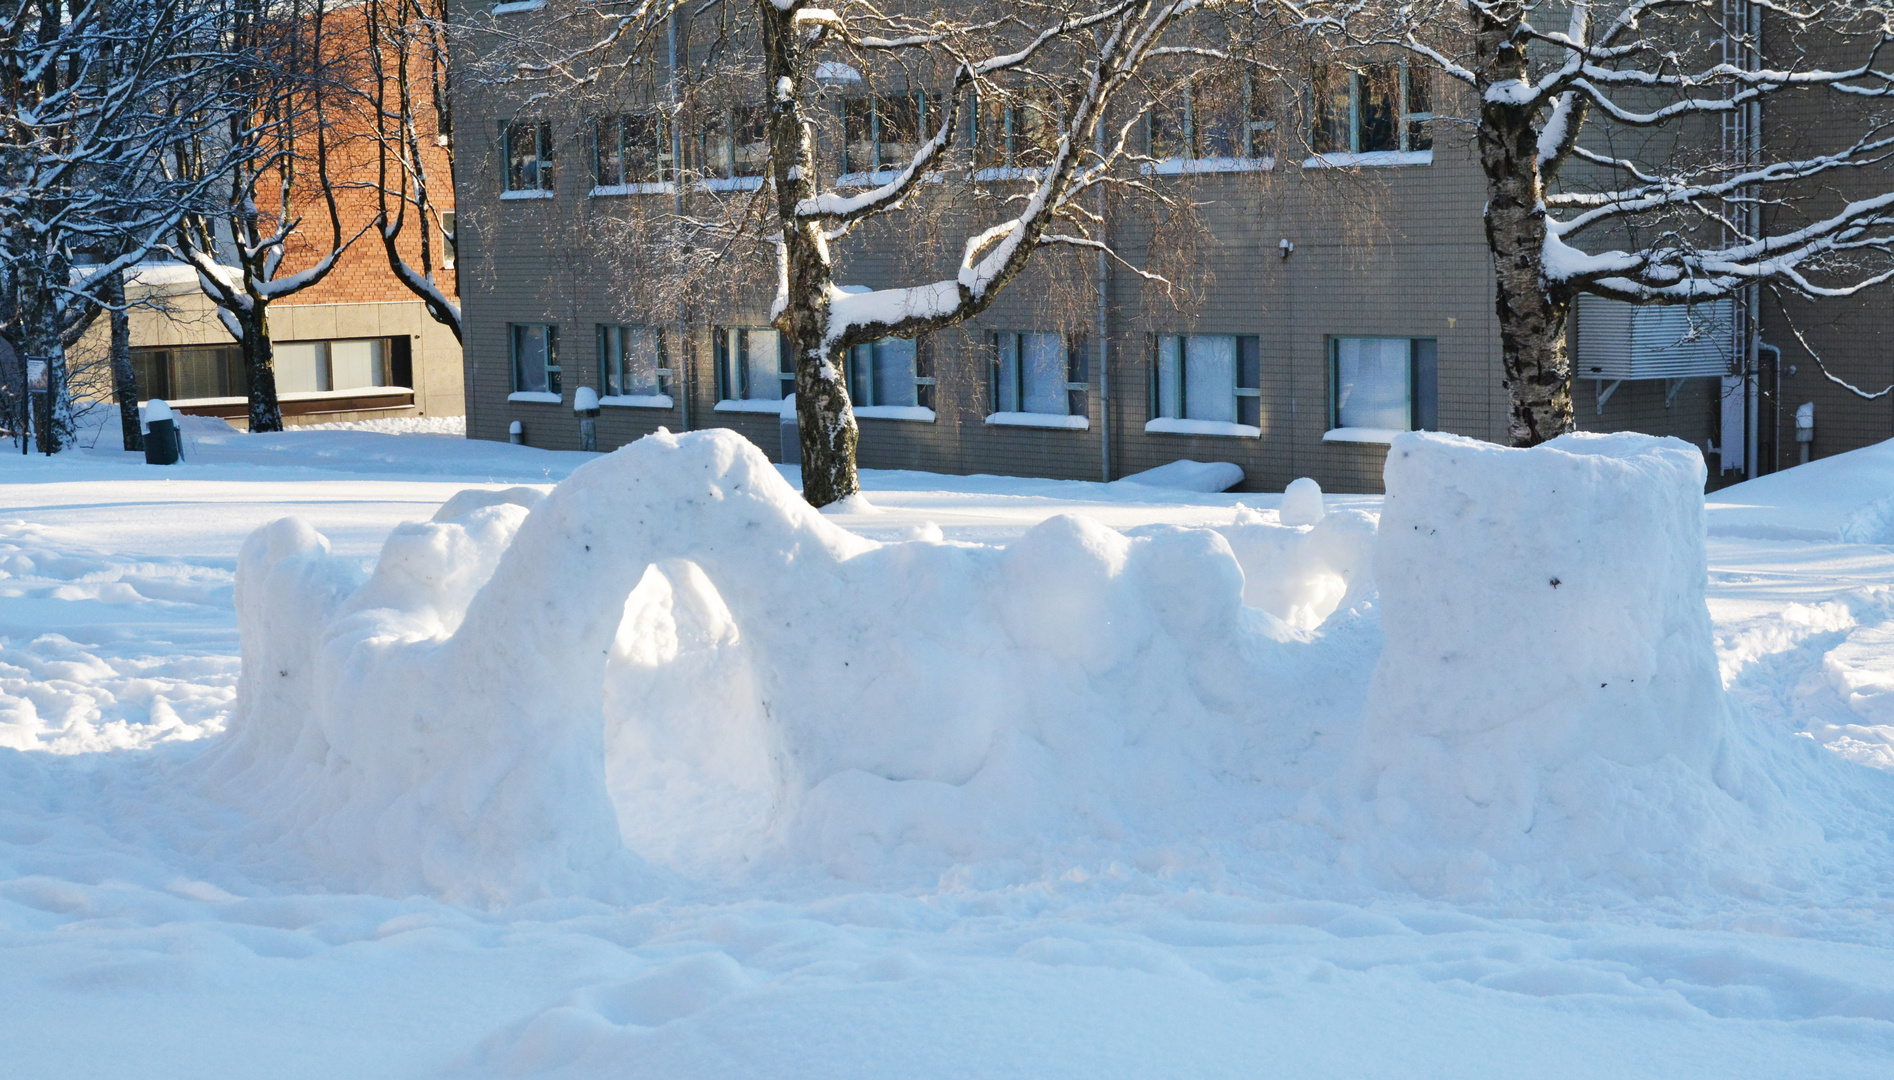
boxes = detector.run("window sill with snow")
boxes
[591,183,672,197]
[1144,418,1261,438]
[714,399,790,415]
[1322,427,1405,444]
[508,391,563,404]
[855,406,935,423]
[600,394,673,410]
[985,412,1089,431]
[1301,150,1433,169]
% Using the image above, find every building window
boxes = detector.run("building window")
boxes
[511,323,560,395]
[1148,74,1273,162]
[992,331,1083,416]
[274,339,395,394]
[595,112,673,189]
[439,210,456,269]
[599,325,666,398]
[973,88,1061,171]
[502,120,554,194]
[846,337,930,408]
[1152,334,1260,426]
[694,106,768,182]
[1312,62,1432,155]
[129,346,245,402]
[1329,337,1437,431]
[716,326,791,401]
[844,91,938,175]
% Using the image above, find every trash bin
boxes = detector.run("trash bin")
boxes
[779,408,800,467]
[143,399,180,465]
[574,387,600,452]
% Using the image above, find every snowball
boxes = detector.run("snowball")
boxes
[1280,477,1325,526]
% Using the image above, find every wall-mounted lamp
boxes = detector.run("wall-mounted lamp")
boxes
[1279,238,1295,259]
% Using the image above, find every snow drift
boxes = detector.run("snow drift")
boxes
[212,427,1889,906]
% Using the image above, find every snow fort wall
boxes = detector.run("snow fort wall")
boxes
[214,429,1379,900]
[1337,431,1807,896]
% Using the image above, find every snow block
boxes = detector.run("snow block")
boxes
[1341,431,1778,895]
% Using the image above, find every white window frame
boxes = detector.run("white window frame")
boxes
[509,323,560,399]
[1325,336,1438,442]
[1144,73,1274,173]
[592,111,675,195]
[598,324,671,405]
[501,120,554,197]
[1307,61,1433,165]
[988,330,1088,425]
[842,90,938,180]
[847,336,934,415]
[1147,334,1261,437]
[693,106,768,190]
[714,326,792,408]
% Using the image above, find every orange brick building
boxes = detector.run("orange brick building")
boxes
[83,1,464,427]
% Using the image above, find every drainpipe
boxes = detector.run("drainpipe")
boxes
[1095,118,1110,482]
[1759,342,1781,473]
[669,14,691,432]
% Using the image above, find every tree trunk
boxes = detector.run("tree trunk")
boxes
[241,307,284,432]
[18,255,69,455]
[1473,3,1575,446]
[760,3,860,508]
[103,268,143,452]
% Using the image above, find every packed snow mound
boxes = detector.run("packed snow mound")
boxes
[1116,460,1244,492]
[1325,431,1849,897]
[214,429,1370,901]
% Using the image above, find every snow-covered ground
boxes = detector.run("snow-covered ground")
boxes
[3,421,1893,1078]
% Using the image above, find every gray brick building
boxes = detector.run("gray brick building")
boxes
[450,2,1886,493]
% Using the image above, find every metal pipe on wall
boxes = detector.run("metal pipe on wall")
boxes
[1095,119,1110,483]
[669,14,691,432]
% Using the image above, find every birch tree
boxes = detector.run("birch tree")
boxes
[169,0,355,434]
[0,0,226,452]
[360,0,458,340]
[1323,0,1894,445]
[478,0,1266,507]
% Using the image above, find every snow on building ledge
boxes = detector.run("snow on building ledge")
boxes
[1145,418,1260,438]
[508,391,562,404]
[985,412,1089,431]
[1140,156,1274,176]
[590,183,673,198]
[1323,427,1404,445]
[714,399,792,415]
[600,394,674,410]
[854,405,935,423]
[1301,150,1433,169]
